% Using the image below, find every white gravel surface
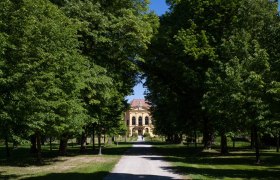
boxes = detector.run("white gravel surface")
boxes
[104,136,184,180]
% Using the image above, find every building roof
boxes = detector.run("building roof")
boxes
[130,99,150,109]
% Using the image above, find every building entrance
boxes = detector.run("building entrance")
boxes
[138,129,142,135]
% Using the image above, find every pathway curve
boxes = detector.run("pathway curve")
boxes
[104,136,184,180]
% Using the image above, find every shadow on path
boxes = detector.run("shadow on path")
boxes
[104,172,184,180]
[104,141,184,180]
[124,142,155,156]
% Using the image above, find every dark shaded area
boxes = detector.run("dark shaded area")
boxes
[0,142,132,167]
[163,166,280,180]
[20,171,183,180]
[0,171,20,180]
[0,142,134,179]
[152,144,280,180]
[105,172,184,180]
[23,171,108,180]
[104,142,184,179]
[124,141,156,156]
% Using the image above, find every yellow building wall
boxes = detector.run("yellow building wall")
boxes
[125,108,154,137]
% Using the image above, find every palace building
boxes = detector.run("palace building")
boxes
[125,99,154,137]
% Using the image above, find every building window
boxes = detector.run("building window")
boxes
[132,116,136,125]
[145,116,149,125]
[126,120,129,126]
[139,116,143,126]
[145,128,149,133]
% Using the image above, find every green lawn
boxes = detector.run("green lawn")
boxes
[0,142,132,180]
[153,143,280,180]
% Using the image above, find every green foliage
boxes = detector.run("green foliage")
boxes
[0,0,90,152]
[55,0,159,139]
[144,0,280,151]
[0,0,158,159]
[143,132,150,138]
[132,132,138,137]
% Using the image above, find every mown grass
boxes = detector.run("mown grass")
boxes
[0,142,132,180]
[153,143,280,180]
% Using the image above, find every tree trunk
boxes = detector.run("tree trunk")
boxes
[166,134,171,143]
[92,124,95,151]
[277,131,279,153]
[253,126,260,164]
[59,135,68,156]
[36,132,42,163]
[204,132,213,149]
[251,126,255,149]
[108,136,112,145]
[30,134,37,153]
[4,131,10,158]
[41,136,45,145]
[98,133,102,155]
[49,137,52,151]
[13,141,18,149]
[80,131,87,153]
[194,130,197,148]
[220,130,228,155]
[203,117,213,149]
[103,134,106,145]
[180,134,183,144]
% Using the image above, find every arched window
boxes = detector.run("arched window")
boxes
[138,116,143,126]
[132,116,136,125]
[145,128,149,133]
[145,116,149,125]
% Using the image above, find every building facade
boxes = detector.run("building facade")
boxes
[125,99,154,137]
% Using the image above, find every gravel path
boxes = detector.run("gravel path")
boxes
[104,136,184,180]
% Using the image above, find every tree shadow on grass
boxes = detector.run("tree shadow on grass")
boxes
[0,171,20,180]
[162,166,280,180]
[153,146,204,158]
[150,144,280,179]
[153,145,280,166]
[103,141,159,156]
[144,155,257,166]
[21,171,108,180]
[22,171,184,180]
[0,143,132,167]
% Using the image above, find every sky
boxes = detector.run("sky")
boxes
[125,0,169,102]
[149,0,169,15]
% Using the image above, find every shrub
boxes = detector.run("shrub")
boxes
[144,132,150,137]
[132,132,138,137]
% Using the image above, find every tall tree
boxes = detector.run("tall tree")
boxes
[1,0,89,160]
[144,0,279,160]
[51,0,159,150]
